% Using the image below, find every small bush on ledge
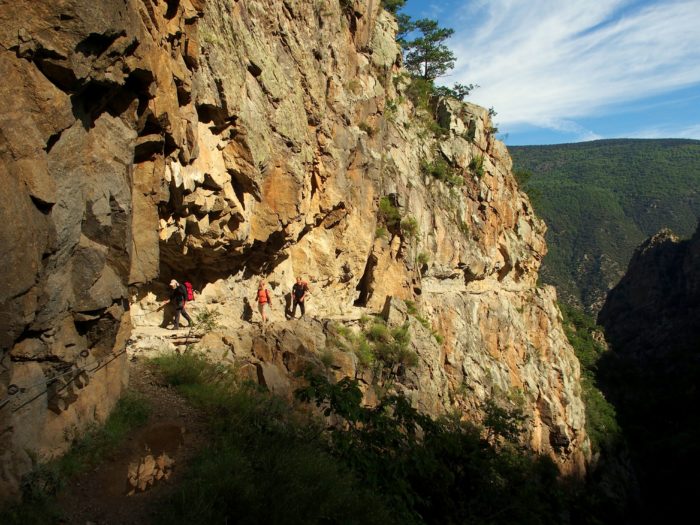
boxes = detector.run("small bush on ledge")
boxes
[359,121,376,137]
[421,156,464,186]
[378,196,401,229]
[400,216,420,239]
[469,154,485,178]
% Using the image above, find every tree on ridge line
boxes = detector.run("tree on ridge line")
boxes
[403,18,456,81]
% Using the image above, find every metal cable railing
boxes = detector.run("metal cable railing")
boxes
[0,348,127,413]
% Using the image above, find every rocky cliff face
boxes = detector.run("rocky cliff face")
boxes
[598,224,700,522]
[0,0,160,498]
[599,226,700,353]
[1,0,589,499]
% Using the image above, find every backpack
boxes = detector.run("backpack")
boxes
[184,281,194,301]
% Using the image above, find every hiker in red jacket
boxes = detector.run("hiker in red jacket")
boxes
[255,279,272,322]
[162,279,194,330]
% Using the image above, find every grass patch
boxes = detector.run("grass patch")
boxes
[151,353,393,525]
[376,198,421,242]
[329,318,419,373]
[354,338,375,367]
[367,322,390,342]
[385,97,402,121]
[424,118,449,138]
[403,301,444,345]
[347,77,361,94]
[154,350,212,387]
[320,348,335,368]
[330,323,376,368]
[415,314,430,330]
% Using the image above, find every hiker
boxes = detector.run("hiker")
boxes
[255,279,272,322]
[162,279,193,330]
[291,276,310,319]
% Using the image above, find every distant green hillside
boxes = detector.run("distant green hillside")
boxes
[510,139,700,313]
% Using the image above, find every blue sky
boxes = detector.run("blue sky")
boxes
[400,0,700,145]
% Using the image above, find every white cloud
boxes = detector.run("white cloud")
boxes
[622,123,700,139]
[545,119,604,142]
[446,0,700,132]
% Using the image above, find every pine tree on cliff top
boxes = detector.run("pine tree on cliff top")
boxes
[403,18,456,80]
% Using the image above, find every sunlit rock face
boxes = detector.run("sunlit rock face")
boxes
[1,0,588,499]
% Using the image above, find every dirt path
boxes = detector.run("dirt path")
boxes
[56,357,208,525]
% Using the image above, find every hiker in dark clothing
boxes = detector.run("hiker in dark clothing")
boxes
[162,279,193,329]
[291,276,310,319]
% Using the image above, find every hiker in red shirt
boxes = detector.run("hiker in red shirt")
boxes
[255,279,272,322]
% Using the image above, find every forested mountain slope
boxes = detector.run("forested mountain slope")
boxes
[511,139,700,313]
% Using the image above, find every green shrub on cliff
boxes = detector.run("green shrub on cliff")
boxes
[469,154,485,178]
[400,216,419,238]
[405,76,434,112]
[331,318,419,374]
[378,196,401,229]
[421,156,463,186]
[434,82,478,101]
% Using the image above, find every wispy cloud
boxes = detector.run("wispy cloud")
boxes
[622,123,700,139]
[447,0,700,132]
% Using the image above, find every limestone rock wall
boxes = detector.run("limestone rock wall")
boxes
[1,0,589,498]
[133,0,588,473]
[0,0,201,501]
